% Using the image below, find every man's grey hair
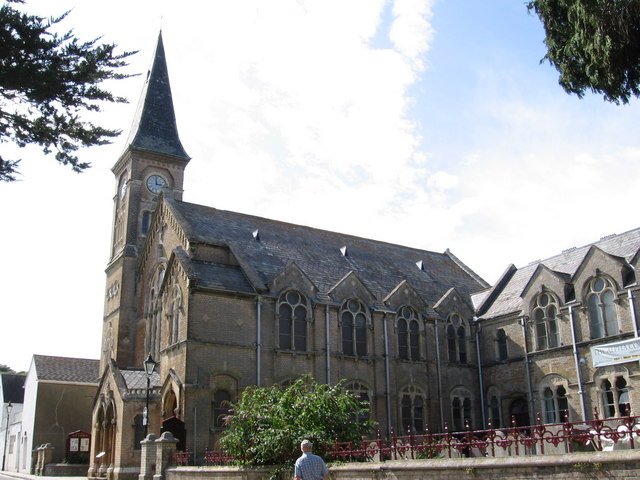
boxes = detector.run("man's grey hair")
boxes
[300,440,313,451]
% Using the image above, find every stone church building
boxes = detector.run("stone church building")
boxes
[89,34,640,480]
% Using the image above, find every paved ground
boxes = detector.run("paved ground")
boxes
[0,471,85,480]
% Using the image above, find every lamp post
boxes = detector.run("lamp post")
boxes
[2,401,13,471]
[143,354,156,438]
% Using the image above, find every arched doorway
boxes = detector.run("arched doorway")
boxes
[509,397,530,427]
[161,389,186,451]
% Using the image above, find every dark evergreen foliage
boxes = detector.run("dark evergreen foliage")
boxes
[528,0,640,104]
[0,0,136,181]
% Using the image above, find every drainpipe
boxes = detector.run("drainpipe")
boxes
[474,317,487,429]
[256,296,262,386]
[568,304,587,421]
[520,315,535,425]
[383,313,392,438]
[628,289,639,338]
[434,318,444,429]
[325,304,331,384]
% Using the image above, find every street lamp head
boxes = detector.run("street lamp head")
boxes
[144,353,156,376]
[7,401,12,414]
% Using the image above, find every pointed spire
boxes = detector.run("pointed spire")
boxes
[125,32,190,161]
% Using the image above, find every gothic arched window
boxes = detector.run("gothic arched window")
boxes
[533,292,559,350]
[543,386,568,423]
[397,306,420,360]
[447,314,468,364]
[146,265,165,357]
[587,277,619,339]
[168,283,182,345]
[401,385,425,434]
[346,381,370,424]
[278,291,308,351]
[451,387,473,431]
[601,376,630,418]
[341,299,367,356]
[211,390,231,428]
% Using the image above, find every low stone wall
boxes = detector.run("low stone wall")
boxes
[165,450,640,480]
[43,463,89,476]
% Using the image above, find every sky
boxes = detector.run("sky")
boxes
[2,0,640,372]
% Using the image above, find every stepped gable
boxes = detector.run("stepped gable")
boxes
[169,199,487,304]
[33,355,100,384]
[479,227,640,319]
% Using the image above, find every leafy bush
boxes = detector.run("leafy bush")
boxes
[220,376,375,467]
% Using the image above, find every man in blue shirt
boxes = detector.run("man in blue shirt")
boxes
[294,440,329,480]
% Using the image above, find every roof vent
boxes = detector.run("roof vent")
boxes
[562,247,576,254]
[416,260,424,271]
[340,246,348,257]
[252,229,260,241]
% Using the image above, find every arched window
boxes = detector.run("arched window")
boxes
[211,390,231,428]
[533,292,559,350]
[141,211,152,237]
[346,381,370,424]
[539,375,569,423]
[447,314,468,364]
[543,386,568,423]
[601,376,630,418]
[451,387,473,431]
[489,395,501,428]
[496,329,508,361]
[400,385,425,434]
[341,299,367,356]
[168,283,182,345]
[587,277,619,339]
[278,291,308,351]
[146,265,165,357]
[397,306,420,360]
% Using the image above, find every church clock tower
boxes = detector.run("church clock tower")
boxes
[102,33,190,372]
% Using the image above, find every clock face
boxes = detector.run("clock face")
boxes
[146,174,167,194]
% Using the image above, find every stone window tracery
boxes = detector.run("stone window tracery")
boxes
[401,385,426,434]
[451,386,473,431]
[397,306,420,361]
[446,314,468,364]
[587,276,619,339]
[533,292,560,350]
[277,290,308,351]
[346,381,370,424]
[596,368,631,418]
[340,298,368,356]
[539,375,569,423]
[146,265,165,358]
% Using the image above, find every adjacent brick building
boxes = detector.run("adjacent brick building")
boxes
[89,33,640,480]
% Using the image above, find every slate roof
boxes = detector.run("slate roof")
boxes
[125,32,189,161]
[33,355,99,384]
[1,374,25,404]
[120,369,161,390]
[476,227,640,319]
[166,198,488,309]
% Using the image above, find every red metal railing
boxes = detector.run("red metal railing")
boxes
[326,410,640,461]
[168,410,640,466]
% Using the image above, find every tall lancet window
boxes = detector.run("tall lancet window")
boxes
[146,265,165,357]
